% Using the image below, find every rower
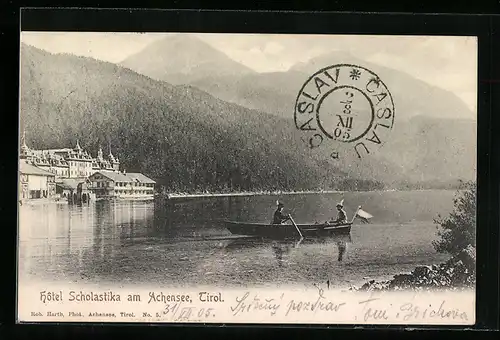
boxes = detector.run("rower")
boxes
[330,200,347,225]
[272,201,290,224]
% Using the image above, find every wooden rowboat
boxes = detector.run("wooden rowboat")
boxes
[224,220,352,239]
[224,206,368,240]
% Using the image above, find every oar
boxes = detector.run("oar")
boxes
[288,214,304,239]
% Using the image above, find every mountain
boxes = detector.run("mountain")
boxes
[19,43,384,193]
[19,43,476,193]
[189,70,307,118]
[188,51,474,122]
[378,116,477,184]
[119,34,256,85]
[186,51,477,185]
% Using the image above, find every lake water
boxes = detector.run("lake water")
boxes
[18,190,455,289]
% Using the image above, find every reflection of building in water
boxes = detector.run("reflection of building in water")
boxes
[64,204,96,266]
[93,201,155,244]
[19,203,96,278]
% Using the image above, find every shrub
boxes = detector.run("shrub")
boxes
[432,180,476,256]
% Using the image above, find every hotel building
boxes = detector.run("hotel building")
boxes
[19,131,155,201]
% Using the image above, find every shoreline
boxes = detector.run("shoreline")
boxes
[353,245,476,292]
[164,190,342,199]
[162,188,462,200]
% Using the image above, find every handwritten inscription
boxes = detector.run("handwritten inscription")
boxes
[154,302,216,322]
[358,296,469,322]
[286,287,346,316]
[228,289,469,323]
[399,300,469,322]
[230,288,347,317]
[230,292,283,316]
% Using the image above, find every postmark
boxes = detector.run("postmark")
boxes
[294,64,395,159]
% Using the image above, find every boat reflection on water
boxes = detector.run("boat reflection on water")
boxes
[270,240,300,267]
[221,234,352,266]
[336,239,347,261]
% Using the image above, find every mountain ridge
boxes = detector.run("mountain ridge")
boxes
[19,43,476,192]
[119,34,256,85]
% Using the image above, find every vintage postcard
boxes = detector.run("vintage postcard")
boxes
[17,32,477,325]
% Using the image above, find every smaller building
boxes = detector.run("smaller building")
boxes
[19,161,56,200]
[55,179,79,199]
[89,170,156,200]
[55,178,95,204]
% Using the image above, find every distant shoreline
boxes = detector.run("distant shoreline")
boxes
[164,190,341,199]
[163,188,461,200]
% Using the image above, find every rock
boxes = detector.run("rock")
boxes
[356,245,476,291]
[412,265,432,277]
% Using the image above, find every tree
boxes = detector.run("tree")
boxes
[432,180,476,256]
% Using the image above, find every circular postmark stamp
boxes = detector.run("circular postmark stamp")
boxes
[294,64,395,159]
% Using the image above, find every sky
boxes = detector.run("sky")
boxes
[21,32,477,112]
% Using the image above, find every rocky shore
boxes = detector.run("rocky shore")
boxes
[354,245,476,292]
